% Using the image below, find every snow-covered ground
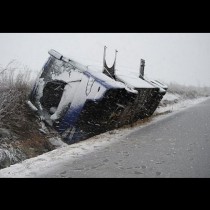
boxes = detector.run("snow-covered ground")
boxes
[0,93,209,178]
[156,93,208,114]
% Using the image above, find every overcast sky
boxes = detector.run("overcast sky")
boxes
[0,33,210,86]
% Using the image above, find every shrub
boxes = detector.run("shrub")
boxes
[0,61,35,133]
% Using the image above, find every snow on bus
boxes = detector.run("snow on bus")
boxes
[28,48,167,144]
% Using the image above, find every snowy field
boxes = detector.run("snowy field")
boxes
[0,93,209,178]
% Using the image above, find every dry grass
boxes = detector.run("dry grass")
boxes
[166,82,210,99]
[0,61,55,161]
[0,61,35,133]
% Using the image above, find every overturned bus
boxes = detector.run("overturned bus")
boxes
[28,48,167,144]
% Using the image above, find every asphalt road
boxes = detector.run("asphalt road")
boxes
[41,98,210,178]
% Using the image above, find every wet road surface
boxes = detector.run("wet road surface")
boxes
[39,98,210,178]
